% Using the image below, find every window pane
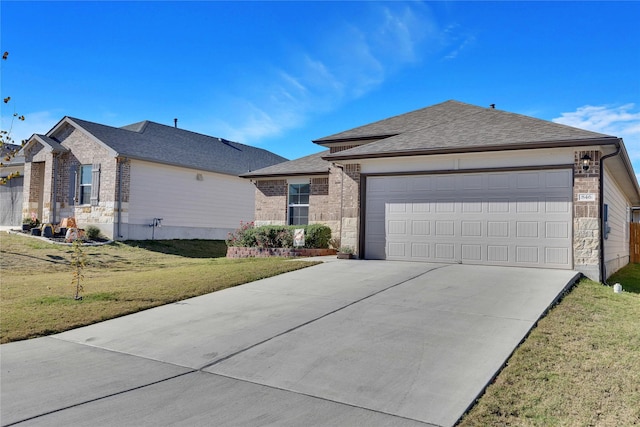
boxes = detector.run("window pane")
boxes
[80,165,92,185]
[288,206,309,225]
[289,184,310,204]
[80,187,91,205]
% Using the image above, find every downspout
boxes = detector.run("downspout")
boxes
[599,142,621,284]
[117,157,124,239]
[333,163,345,246]
[51,153,58,224]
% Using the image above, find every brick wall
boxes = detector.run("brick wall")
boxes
[22,124,122,238]
[226,247,337,258]
[255,179,287,225]
[573,150,601,280]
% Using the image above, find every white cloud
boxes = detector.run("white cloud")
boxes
[0,110,60,146]
[553,104,640,181]
[208,3,443,145]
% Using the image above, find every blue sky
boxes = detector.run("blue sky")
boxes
[1,1,639,178]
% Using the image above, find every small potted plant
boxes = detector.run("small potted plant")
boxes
[337,246,355,259]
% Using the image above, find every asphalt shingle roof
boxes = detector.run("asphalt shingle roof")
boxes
[319,100,616,160]
[242,150,330,178]
[64,118,288,176]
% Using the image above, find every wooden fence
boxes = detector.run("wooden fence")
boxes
[631,223,640,264]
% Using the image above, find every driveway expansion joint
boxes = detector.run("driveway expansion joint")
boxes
[1,371,196,427]
[197,264,451,371]
[203,370,442,427]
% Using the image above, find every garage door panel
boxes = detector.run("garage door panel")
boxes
[462,244,482,261]
[411,243,429,258]
[516,246,539,263]
[462,200,483,213]
[365,170,572,269]
[411,220,430,235]
[545,247,569,265]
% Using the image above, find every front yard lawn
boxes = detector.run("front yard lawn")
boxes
[0,232,318,343]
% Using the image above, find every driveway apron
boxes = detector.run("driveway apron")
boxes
[1,261,579,427]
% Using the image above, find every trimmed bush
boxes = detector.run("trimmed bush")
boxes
[303,224,331,249]
[226,222,331,249]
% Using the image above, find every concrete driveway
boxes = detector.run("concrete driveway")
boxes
[1,260,579,427]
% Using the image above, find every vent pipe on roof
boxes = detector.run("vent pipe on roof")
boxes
[174,118,178,128]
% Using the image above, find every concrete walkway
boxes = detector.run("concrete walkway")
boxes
[1,261,580,427]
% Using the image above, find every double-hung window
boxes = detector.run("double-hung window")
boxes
[79,165,93,205]
[288,183,309,225]
[76,163,100,206]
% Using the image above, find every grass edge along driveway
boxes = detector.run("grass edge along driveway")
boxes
[458,272,640,426]
[1,233,319,343]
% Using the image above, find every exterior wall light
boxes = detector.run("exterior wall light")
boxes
[581,153,592,171]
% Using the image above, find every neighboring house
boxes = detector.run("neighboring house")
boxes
[20,117,287,240]
[0,143,25,226]
[243,100,640,282]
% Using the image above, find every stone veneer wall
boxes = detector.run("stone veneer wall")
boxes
[337,164,361,253]
[573,150,601,281]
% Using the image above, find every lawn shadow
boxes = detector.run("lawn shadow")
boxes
[123,239,228,258]
[608,263,640,294]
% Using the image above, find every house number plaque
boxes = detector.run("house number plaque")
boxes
[577,193,596,202]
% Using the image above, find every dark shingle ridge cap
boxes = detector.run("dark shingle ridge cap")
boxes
[242,150,330,178]
[120,119,272,153]
[313,100,476,143]
[67,116,279,155]
[120,120,149,133]
[314,100,610,148]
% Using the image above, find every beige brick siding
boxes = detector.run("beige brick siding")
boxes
[253,164,361,253]
[255,179,287,225]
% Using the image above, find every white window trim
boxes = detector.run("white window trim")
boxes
[288,182,310,225]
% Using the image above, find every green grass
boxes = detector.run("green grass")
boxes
[458,267,640,426]
[608,262,640,293]
[3,231,639,425]
[0,232,318,343]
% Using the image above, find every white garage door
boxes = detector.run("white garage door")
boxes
[365,169,573,269]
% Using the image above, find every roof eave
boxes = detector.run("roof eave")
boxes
[241,170,330,179]
[312,134,397,146]
[118,154,242,177]
[323,137,621,161]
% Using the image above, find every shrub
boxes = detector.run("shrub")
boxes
[226,221,256,247]
[303,224,331,249]
[85,225,102,240]
[225,222,332,249]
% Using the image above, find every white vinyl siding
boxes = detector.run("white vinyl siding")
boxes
[128,160,255,229]
[603,167,632,276]
[365,169,573,269]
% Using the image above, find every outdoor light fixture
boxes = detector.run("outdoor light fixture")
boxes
[581,153,592,171]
